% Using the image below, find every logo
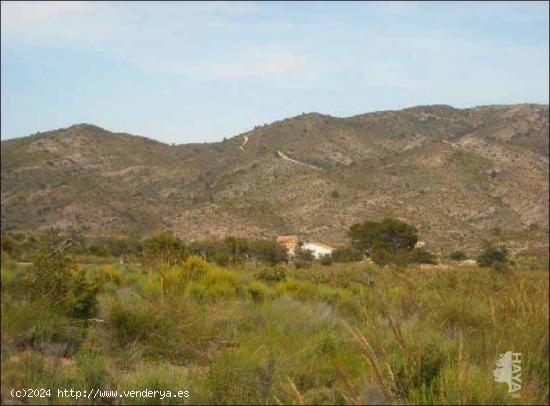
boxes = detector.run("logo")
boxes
[493,351,522,397]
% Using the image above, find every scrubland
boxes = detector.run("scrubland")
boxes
[1,253,548,405]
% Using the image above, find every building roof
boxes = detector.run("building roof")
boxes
[277,235,298,244]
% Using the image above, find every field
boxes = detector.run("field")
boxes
[1,253,548,405]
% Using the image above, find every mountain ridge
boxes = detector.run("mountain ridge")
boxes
[2,103,548,254]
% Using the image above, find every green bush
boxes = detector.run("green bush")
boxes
[319,254,334,266]
[31,248,75,304]
[2,351,77,398]
[2,300,84,355]
[118,363,191,405]
[476,246,508,271]
[390,338,446,399]
[108,299,155,347]
[370,247,411,267]
[182,255,209,281]
[75,345,107,389]
[255,266,287,282]
[248,282,269,303]
[212,251,232,267]
[248,239,288,265]
[331,247,363,263]
[408,248,437,264]
[188,266,241,301]
[107,297,213,362]
[294,257,313,269]
[143,232,186,269]
[349,217,418,254]
[316,285,351,305]
[368,246,437,267]
[205,351,273,404]
[449,250,467,261]
[295,248,315,262]
[64,269,99,319]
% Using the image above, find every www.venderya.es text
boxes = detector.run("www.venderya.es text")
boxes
[10,388,190,400]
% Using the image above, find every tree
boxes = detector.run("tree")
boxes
[346,218,436,267]
[331,247,363,263]
[348,218,418,255]
[248,240,288,266]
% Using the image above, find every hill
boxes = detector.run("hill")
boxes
[1,104,548,253]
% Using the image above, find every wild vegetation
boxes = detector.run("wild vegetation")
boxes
[1,226,548,405]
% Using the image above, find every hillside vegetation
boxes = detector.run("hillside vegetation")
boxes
[1,242,548,405]
[1,104,548,253]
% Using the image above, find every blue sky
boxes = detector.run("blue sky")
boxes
[1,1,548,144]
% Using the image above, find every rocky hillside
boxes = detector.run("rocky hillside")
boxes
[1,104,548,253]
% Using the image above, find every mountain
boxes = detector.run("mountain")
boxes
[1,104,548,253]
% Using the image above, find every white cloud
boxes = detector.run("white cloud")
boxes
[205,53,304,79]
[1,1,94,27]
[1,1,118,46]
[362,62,429,90]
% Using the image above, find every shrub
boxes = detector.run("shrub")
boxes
[319,254,333,266]
[143,232,186,269]
[205,351,272,404]
[248,240,288,265]
[294,257,312,269]
[117,363,191,405]
[331,247,363,263]
[188,267,242,301]
[248,282,269,303]
[64,269,99,319]
[108,299,155,347]
[390,338,446,399]
[2,300,84,355]
[212,251,231,267]
[255,266,287,283]
[316,285,350,305]
[368,246,437,267]
[75,345,107,389]
[93,265,126,286]
[449,250,467,261]
[107,297,213,362]
[476,246,508,271]
[162,266,189,298]
[295,248,315,262]
[370,247,411,267]
[408,248,437,264]
[182,255,209,281]
[203,267,240,288]
[31,245,75,304]
[275,279,316,300]
[2,351,77,397]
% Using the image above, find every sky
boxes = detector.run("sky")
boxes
[1,1,549,144]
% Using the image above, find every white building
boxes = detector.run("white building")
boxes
[302,242,334,259]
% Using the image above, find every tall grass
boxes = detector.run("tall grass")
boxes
[1,259,548,405]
